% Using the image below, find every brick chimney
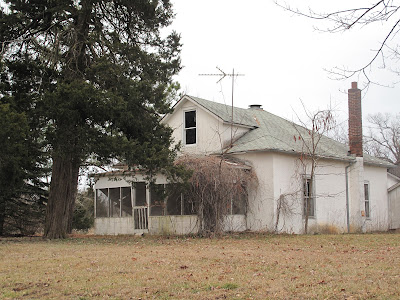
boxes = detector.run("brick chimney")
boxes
[348,82,363,157]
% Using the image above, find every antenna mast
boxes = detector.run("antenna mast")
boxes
[199,67,244,146]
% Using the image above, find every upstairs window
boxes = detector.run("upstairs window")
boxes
[184,110,196,145]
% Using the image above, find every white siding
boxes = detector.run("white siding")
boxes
[364,165,390,231]
[389,184,400,229]
[166,98,251,155]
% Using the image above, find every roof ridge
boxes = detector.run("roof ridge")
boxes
[184,95,392,168]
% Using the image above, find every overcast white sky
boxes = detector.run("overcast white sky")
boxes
[170,0,400,126]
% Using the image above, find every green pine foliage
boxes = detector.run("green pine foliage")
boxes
[0,1,182,238]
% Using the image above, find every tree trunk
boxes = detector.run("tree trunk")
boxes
[66,199,75,234]
[0,196,5,236]
[44,154,80,239]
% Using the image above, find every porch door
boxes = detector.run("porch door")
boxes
[133,182,148,230]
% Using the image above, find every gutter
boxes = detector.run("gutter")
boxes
[345,160,356,233]
[227,148,356,164]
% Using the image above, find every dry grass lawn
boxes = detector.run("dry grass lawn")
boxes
[1,233,400,299]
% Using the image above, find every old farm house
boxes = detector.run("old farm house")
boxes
[94,82,397,235]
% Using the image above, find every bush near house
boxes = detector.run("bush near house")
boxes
[175,155,258,235]
[72,190,94,231]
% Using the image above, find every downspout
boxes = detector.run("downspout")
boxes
[345,160,356,233]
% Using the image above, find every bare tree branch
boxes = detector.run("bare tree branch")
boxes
[275,0,400,87]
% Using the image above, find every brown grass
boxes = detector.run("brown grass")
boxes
[1,232,400,299]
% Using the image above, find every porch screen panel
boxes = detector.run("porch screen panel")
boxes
[150,184,165,216]
[121,187,132,217]
[135,182,147,206]
[167,187,182,215]
[96,188,109,217]
[109,188,121,217]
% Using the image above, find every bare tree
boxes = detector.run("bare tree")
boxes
[175,155,258,236]
[327,119,349,145]
[293,102,335,234]
[275,1,400,85]
[365,113,400,164]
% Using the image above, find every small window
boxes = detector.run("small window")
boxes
[364,183,370,218]
[232,192,247,215]
[184,110,196,145]
[303,177,315,217]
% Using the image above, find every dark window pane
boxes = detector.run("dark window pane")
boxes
[185,128,196,144]
[364,184,369,200]
[185,110,196,128]
[303,178,314,217]
[307,197,314,217]
[167,188,182,215]
[109,188,120,217]
[150,184,165,216]
[96,189,109,217]
[135,182,147,206]
[365,201,370,218]
[121,187,132,217]
[304,180,310,197]
[232,193,246,215]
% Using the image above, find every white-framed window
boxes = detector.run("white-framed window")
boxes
[303,176,315,218]
[364,182,370,218]
[184,110,196,145]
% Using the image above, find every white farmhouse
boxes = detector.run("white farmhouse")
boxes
[94,82,396,235]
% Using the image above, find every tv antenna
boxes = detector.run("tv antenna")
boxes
[199,67,244,145]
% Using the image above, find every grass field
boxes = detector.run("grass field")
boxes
[1,233,400,299]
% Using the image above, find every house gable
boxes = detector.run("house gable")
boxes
[164,95,253,155]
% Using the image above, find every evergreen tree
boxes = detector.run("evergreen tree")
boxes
[0,0,181,238]
[0,59,49,236]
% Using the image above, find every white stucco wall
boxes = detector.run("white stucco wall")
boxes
[148,216,199,235]
[232,152,275,231]
[363,165,390,231]
[95,218,138,235]
[387,173,400,189]
[270,154,349,234]
[389,184,400,229]
[231,151,390,234]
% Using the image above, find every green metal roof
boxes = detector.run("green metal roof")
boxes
[186,95,392,168]
[187,96,259,127]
